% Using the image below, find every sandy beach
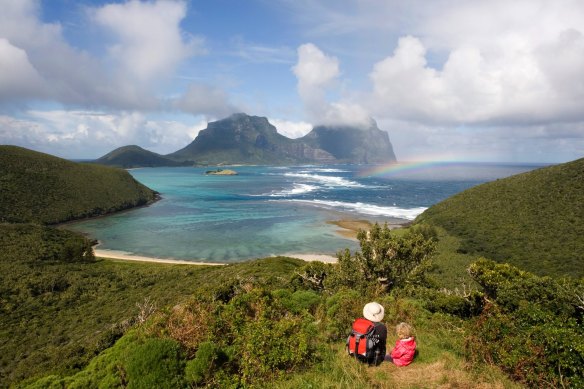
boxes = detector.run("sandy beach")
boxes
[94,249,339,265]
[93,217,406,266]
[94,249,225,266]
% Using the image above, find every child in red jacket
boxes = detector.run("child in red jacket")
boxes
[386,322,417,366]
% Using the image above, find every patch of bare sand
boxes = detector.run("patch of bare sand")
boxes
[282,254,337,263]
[328,219,407,239]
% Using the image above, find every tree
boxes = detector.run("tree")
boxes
[327,223,436,294]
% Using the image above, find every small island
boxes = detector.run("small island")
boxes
[205,168,238,175]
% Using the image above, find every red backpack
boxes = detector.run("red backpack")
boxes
[346,318,381,364]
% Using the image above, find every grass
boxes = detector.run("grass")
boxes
[275,299,520,389]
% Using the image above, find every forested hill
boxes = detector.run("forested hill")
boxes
[416,158,584,278]
[0,145,158,224]
[94,145,181,168]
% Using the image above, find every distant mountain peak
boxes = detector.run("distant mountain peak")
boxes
[96,113,398,167]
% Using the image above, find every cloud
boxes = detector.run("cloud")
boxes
[0,0,162,109]
[93,0,205,83]
[173,83,238,119]
[0,110,207,159]
[0,0,207,110]
[292,43,370,127]
[0,38,45,101]
[369,28,584,126]
[268,118,312,138]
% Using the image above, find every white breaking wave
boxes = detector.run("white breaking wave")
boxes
[284,173,364,188]
[299,168,349,173]
[268,183,319,197]
[280,199,427,220]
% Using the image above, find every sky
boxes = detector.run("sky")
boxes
[1,0,583,163]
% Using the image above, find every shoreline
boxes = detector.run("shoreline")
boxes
[94,249,225,266]
[94,248,338,265]
[93,216,409,266]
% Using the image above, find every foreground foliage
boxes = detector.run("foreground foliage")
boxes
[465,259,584,388]
[0,221,305,386]
[13,222,582,388]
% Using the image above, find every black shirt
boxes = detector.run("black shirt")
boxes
[369,322,387,365]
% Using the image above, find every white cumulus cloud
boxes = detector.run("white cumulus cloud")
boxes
[0,110,206,159]
[93,0,205,83]
[293,43,370,127]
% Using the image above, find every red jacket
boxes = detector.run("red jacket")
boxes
[390,337,416,366]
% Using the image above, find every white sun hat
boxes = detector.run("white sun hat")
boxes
[363,302,385,322]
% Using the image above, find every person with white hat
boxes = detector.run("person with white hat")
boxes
[347,302,388,365]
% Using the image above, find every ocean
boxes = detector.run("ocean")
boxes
[66,162,544,263]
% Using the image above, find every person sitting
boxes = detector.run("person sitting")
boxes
[386,322,417,366]
[347,302,388,365]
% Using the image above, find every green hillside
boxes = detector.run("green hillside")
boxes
[94,145,181,168]
[2,147,582,388]
[416,158,584,278]
[0,146,158,224]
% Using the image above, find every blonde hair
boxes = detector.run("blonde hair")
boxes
[396,322,414,339]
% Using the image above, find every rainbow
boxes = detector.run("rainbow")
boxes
[358,160,466,177]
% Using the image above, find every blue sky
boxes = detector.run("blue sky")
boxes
[1,0,583,163]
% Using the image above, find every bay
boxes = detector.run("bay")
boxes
[66,163,543,263]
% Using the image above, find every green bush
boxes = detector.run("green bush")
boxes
[465,260,584,387]
[185,341,224,385]
[123,338,185,388]
[323,290,364,341]
[290,261,333,292]
[326,223,436,294]
[164,288,322,387]
[273,289,322,314]
[421,289,484,318]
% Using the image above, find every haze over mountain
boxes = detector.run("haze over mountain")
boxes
[96,113,397,167]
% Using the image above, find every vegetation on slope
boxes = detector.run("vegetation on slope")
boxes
[3,147,583,388]
[0,146,158,224]
[9,224,518,389]
[94,145,181,168]
[416,158,584,278]
[0,221,304,386]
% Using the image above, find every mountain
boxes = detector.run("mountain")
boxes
[416,158,584,278]
[167,113,397,165]
[95,145,181,168]
[300,120,397,163]
[0,145,158,224]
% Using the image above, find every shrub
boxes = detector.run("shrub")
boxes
[323,290,365,341]
[124,338,185,388]
[185,341,225,386]
[326,223,436,294]
[290,261,333,292]
[466,260,584,387]
[422,289,484,318]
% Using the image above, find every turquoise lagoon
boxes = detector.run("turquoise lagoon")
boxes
[67,163,542,263]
